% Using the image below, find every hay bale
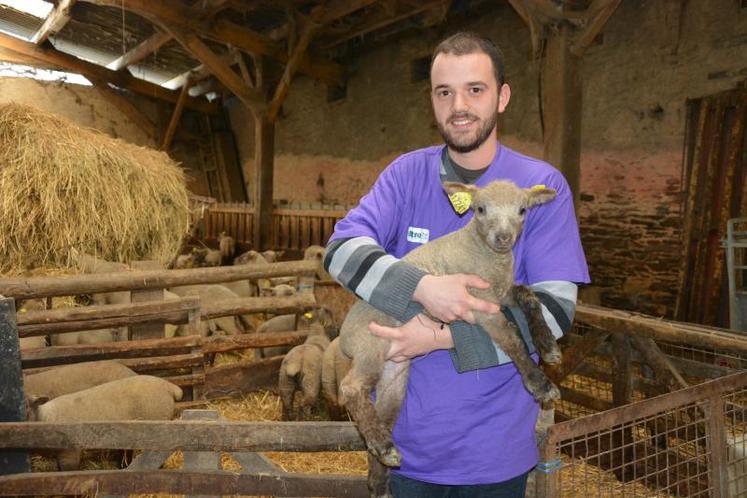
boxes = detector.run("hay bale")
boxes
[0,103,189,273]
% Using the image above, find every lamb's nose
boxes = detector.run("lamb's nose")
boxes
[496,234,512,245]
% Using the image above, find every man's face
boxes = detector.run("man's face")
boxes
[431,52,508,154]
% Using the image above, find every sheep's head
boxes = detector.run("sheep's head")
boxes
[443,180,557,253]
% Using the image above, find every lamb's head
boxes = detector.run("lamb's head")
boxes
[444,180,557,253]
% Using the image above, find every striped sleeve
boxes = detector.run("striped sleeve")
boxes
[528,280,577,338]
[324,237,427,321]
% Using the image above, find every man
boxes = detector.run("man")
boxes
[324,32,590,497]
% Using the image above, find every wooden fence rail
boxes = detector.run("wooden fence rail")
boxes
[202,202,352,250]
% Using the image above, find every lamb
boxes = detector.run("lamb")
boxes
[70,250,130,306]
[16,299,48,350]
[234,250,269,266]
[23,360,137,400]
[51,327,126,345]
[337,180,563,496]
[304,244,331,280]
[259,283,297,298]
[278,324,330,420]
[218,232,236,263]
[26,375,182,470]
[321,336,352,421]
[168,284,247,335]
[256,307,334,358]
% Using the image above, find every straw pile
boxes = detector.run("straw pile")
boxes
[0,103,190,273]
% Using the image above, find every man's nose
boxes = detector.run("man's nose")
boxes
[452,91,468,111]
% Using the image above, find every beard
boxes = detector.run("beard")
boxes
[437,110,498,154]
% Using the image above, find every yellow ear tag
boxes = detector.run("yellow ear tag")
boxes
[19,308,27,313]
[530,184,546,192]
[448,191,472,215]
[304,312,314,319]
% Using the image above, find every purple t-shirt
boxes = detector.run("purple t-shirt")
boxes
[331,143,590,484]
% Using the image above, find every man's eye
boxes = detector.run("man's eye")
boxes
[438,90,451,97]
[469,87,483,94]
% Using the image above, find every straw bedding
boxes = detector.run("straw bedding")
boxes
[0,103,189,274]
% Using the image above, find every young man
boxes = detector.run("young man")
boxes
[324,32,590,497]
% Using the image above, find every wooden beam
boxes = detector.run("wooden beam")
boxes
[0,47,61,70]
[106,31,172,71]
[541,22,582,208]
[253,115,275,249]
[165,27,267,113]
[0,469,369,497]
[0,420,366,451]
[91,78,158,141]
[546,329,608,384]
[571,0,622,56]
[268,9,324,122]
[0,259,318,300]
[31,0,76,45]
[161,78,193,151]
[0,33,217,114]
[78,0,345,86]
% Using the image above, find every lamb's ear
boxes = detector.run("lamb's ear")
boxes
[526,186,557,207]
[443,181,478,197]
[27,395,50,411]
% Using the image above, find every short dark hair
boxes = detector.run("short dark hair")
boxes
[431,32,506,87]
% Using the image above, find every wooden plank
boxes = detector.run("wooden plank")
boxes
[0,33,217,114]
[230,452,283,474]
[0,420,366,451]
[202,356,283,399]
[570,0,623,56]
[130,261,166,341]
[0,260,318,300]
[611,333,633,407]
[546,328,608,384]
[161,80,193,151]
[0,469,368,497]
[107,30,172,71]
[182,410,221,498]
[31,0,76,44]
[0,296,29,475]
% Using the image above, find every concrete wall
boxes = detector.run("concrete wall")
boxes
[228,0,747,317]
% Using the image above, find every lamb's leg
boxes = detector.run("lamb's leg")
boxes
[368,452,393,498]
[366,360,409,497]
[477,311,560,402]
[509,285,562,365]
[340,354,401,467]
[300,367,322,420]
[278,372,296,421]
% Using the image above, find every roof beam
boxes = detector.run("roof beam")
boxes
[0,32,218,114]
[77,0,346,86]
[31,0,76,45]
[570,0,622,56]
[106,30,172,71]
[165,27,266,113]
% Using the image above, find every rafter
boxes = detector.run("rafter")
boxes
[161,79,192,151]
[165,27,266,113]
[31,0,76,45]
[0,32,217,114]
[268,7,325,122]
[77,0,345,86]
[106,30,171,71]
[570,0,622,56]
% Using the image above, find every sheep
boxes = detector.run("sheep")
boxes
[278,324,330,420]
[23,360,137,400]
[26,375,182,470]
[174,253,198,269]
[168,284,247,335]
[16,299,48,350]
[234,250,268,266]
[19,337,47,350]
[304,244,331,280]
[259,283,297,298]
[321,337,352,421]
[261,250,283,263]
[51,327,127,345]
[218,232,236,263]
[70,251,131,306]
[337,180,563,495]
[257,307,335,358]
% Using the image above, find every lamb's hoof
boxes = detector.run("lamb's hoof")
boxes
[542,347,562,365]
[379,447,401,468]
[535,383,561,403]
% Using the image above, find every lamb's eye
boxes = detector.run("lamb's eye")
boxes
[519,207,526,215]
[476,205,485,214]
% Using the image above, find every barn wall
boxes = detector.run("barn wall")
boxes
[229,0,747,318]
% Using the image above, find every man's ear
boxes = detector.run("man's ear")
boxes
[443,181,479,197]
[526,187,557,207]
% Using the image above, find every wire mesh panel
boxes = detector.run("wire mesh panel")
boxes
[537,373,747,498]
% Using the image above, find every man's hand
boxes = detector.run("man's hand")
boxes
[412,274,501,324]
[369,314,454,362]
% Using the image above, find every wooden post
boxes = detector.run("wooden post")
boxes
[0,295,30,475]
[181,410,221,498]
[129,261,164,341]
[253,114,275,250]
[541,22,583,210]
